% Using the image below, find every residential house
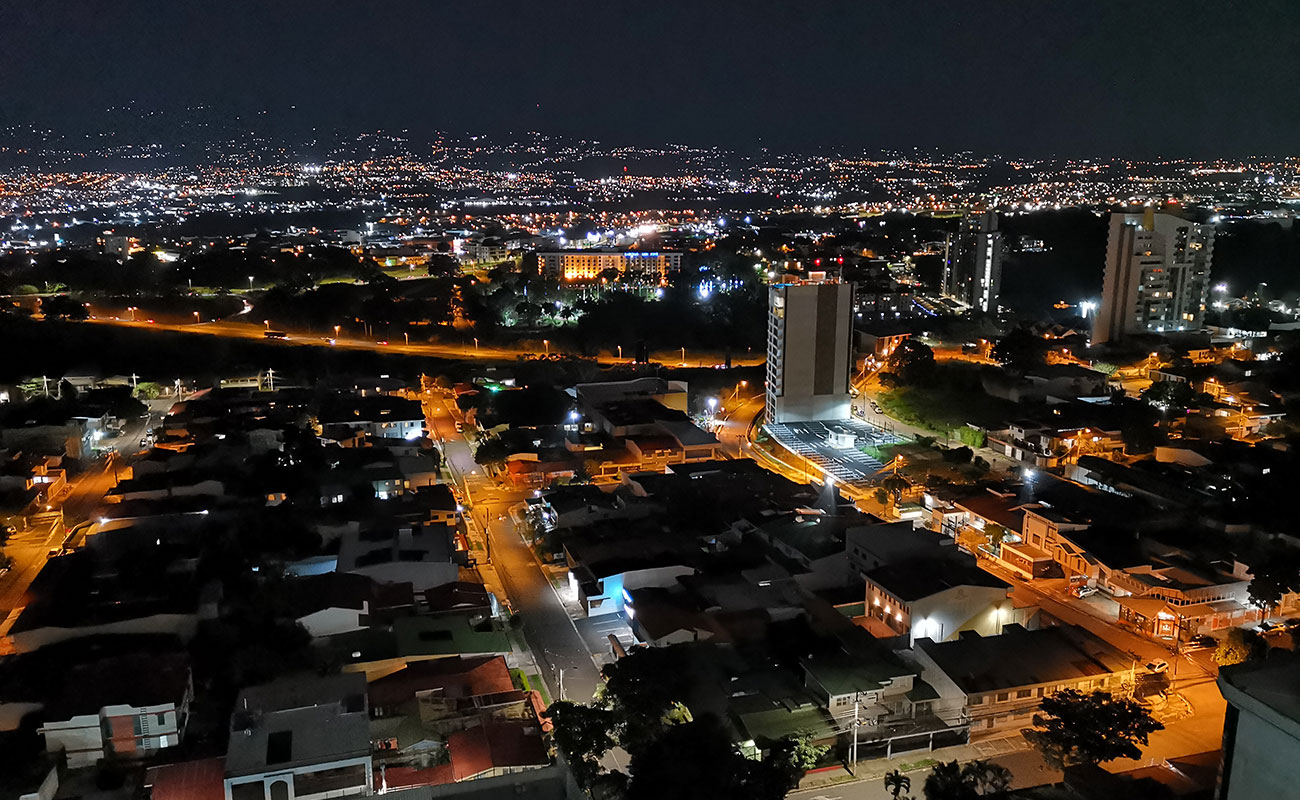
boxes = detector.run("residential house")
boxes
[1217,653,1300,800]
[909,624,1135,737]
[224,674,373,800]
[37,652,192,768]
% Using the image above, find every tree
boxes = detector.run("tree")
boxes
[1142,380,1195,414]
[884,769,912,799]
[921,759,1010,799]
[546,701,616,789]
[887,339,936,385]
[601,647,693,753]
[956,426,987,448]
[992,329,1046,371]
[1214,627,1264,667]
[134,381,163,400]
[473,438,510,471]
[41,294,89,320]
[1024,689,1163,768]
[626,715,789,800]
[1243,543,1300,609]
[769,731,829,785]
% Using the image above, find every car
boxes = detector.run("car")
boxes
[1284,618,1300,629]
[1257,620,1285,633]
[376,340,389,346]
[1187,635,1216,650]
[46,547,63,559]
[1073,586,1099,598]
[1145,659,1169,673]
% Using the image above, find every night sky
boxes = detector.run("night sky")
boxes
[3,1,1299,155]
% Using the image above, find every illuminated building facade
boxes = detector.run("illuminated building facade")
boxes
[1093,210,1214,344]
[943,211,1003,313]
[538,250,681,283]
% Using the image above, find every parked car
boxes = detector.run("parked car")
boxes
[1187,635,1216,650]
[1073,586,1099,598]
[1145,659,1169,673]
[1257,620,1285,633]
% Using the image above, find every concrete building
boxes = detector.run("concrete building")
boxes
[1094,210,1215,344]
[537,250,681,284]
[224,674,373,800]
[766,280,854,423]
[943,212,1003,313]
[1217,654,1300,800]
[38,653,192,768]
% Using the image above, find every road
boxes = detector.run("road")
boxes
[421,391,604,706]
[78,314,761,368]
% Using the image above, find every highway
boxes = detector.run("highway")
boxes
[76,314,762,369]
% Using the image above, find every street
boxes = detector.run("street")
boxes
[421,390,604,706]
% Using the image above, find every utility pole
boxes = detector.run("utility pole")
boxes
[266,368,276,392]
[848,697,860,774]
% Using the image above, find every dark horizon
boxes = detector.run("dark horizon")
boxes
[3,1,1299,158]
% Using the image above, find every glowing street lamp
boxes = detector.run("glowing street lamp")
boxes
[473,337,479,351]
[264,319,271,330]
[248,276,254,290]
[543,339,550,356]
[334,325,341,339]
[192,311,200,323]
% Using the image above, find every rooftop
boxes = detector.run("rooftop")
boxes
[226,673,370,777]
[915,624,1131,694]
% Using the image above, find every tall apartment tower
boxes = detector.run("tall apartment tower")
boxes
[1093,209,1215,345]
[766,280,854,423]
[943,211,1003,313]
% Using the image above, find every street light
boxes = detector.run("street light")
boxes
[680,346,686,364]
[617,344,622,360]
[404,332,409,345]
[248,275,254,290]
[192,311,200,324]
[334,324,341,339]
[263,319,270,330]
[473,337,479,351]
[543,339,550,356]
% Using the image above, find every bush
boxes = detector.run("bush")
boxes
[957,426,987,448]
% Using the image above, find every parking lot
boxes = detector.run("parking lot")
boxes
[764,419,904,487]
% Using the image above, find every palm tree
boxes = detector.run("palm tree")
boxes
[884,769,911,799]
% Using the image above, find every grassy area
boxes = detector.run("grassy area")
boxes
[877,365,1017,434]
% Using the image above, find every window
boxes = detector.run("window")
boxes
[995,692,1009,703]
[156,712,168,728]
[1015,689,1032,699]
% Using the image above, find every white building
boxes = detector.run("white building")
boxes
[537,250,681,284]
[1094,210,1215,344]
[224,674,373,800]
[766,279,854,423]
[39,653,192,768]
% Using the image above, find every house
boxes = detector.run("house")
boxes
[446,722,550,782]
[325,612,513,681]
[368,656,529,745]
[318,395,426,442]
[909,624,1135,737]
[284,573,416,638]
[224,673,373,800]
[337,522,463,591]
[36,652,192,768]
[1217,652,1300,800]
[855,529,1012,644]
[561,526,697,617]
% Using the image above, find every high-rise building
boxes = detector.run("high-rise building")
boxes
[1093,210,1214,344]
[943,212,1003,313]
[537,250,682,284]
[766,279,854,423]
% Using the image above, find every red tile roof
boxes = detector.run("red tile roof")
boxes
[145,757,226,800]
[448,722,549,781]
[367,655,515,708]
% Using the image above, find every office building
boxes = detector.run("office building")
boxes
[766,279,854,423]
[1093,209,1215,344]
[537,250,681,284]
[943,212,1003,313]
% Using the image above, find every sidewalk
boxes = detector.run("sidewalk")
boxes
[797,732,1044,793]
